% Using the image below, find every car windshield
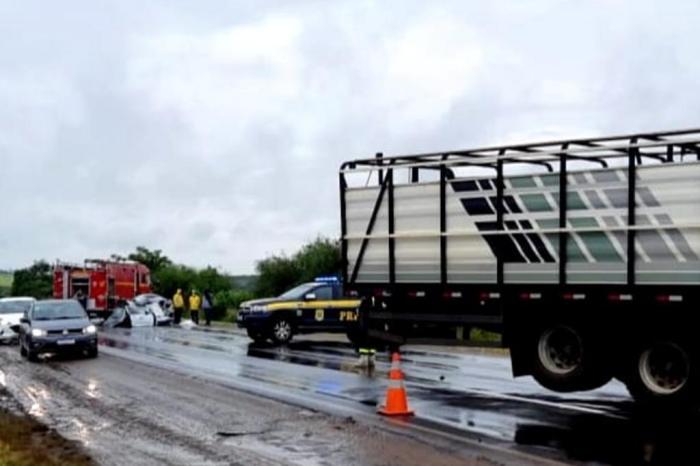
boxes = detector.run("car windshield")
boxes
[278,283,317,300]
[0,300,33,315]
[33,301,86,320]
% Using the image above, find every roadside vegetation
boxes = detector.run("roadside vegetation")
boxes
[4,239,507,342]
[9,262,52,298]
[470,328,502,344]
[0,271,11,297]
[7,237,342,322]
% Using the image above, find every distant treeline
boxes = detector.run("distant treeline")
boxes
[0,270,12,298]
[7,237,341,319]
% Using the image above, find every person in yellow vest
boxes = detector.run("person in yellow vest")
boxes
[172,289,185,325]
[189,290,202,325]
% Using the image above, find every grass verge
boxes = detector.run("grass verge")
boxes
[0,398,93,466]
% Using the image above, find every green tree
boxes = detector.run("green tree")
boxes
[254,255,300,297]
[213,289,254,320]
[127,246,172,273]
[195,266,233,294]
[295,237,341,283]
[11,261,53,299]
[152,264,198,299]
[151,263,232,300]
[254,237,341,297]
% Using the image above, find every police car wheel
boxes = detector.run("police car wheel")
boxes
[271,319,293,344]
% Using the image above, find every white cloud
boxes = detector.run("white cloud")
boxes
[1,0,700,272]
[127,15,303,161]
[381,12,484,131]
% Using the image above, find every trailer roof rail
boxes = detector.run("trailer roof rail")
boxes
[341,128,700,172]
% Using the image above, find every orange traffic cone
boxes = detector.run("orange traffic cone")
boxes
[378,352,414,416]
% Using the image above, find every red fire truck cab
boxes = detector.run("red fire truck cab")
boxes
[53,259,151,315]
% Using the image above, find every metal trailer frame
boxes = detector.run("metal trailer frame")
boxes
[339,128,700,348]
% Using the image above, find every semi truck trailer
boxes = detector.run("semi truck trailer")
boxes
[339,128,700,407]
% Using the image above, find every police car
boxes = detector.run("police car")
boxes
[237,277,361,344]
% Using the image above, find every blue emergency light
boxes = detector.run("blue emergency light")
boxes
[314,275,340,283]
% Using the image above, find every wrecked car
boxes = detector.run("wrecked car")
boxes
[103,301,158,328]
[133,293,173,326]
[0,297,35,344]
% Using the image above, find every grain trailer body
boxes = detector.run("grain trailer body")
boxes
[340,128,700,405]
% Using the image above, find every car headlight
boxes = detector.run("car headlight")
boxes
[83,324,97,335]
[249,305,269,313]
[31,328,47,338]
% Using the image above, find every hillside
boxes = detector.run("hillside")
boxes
[231,275,257,291]
[0,271,12,297]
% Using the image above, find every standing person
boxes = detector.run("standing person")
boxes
[202,290,213,326]
[172,289,185,325]
[73,289,87,310]
[189,290,201,325]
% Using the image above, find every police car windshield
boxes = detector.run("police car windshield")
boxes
[33,301,86,320]
[0,300,33,314]
[278,283,317,300]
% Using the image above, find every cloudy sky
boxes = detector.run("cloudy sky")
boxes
[1,0,699,273]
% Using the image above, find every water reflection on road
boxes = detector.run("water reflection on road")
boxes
[99,326,700,465]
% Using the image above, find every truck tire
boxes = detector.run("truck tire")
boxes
[246,329,268,344]
[624,338,696,407]
[270,318,294,345]
[532,323,610,392]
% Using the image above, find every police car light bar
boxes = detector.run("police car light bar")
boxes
[314,275,340,283]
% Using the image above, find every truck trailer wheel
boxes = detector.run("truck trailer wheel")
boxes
[270,318,294,345]
[624,339,695,407]
[532,324,610,392]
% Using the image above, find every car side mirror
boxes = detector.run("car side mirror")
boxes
[19,317,29,324]
[304,293,317,301]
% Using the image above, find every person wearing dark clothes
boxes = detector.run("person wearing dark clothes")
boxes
[73,289,88,310]
[203,290,214,326]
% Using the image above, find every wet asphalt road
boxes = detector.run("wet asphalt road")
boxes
[97,325,700,465]
[2,325,699,465]
[0,340,517,466]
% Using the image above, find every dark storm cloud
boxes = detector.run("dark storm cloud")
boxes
[1,0,698,272]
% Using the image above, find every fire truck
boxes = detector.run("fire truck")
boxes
[53,259,152,315]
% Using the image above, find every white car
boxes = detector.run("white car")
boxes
[103,301,157,328]
[0,297,35,343]
[133,294,173,326]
